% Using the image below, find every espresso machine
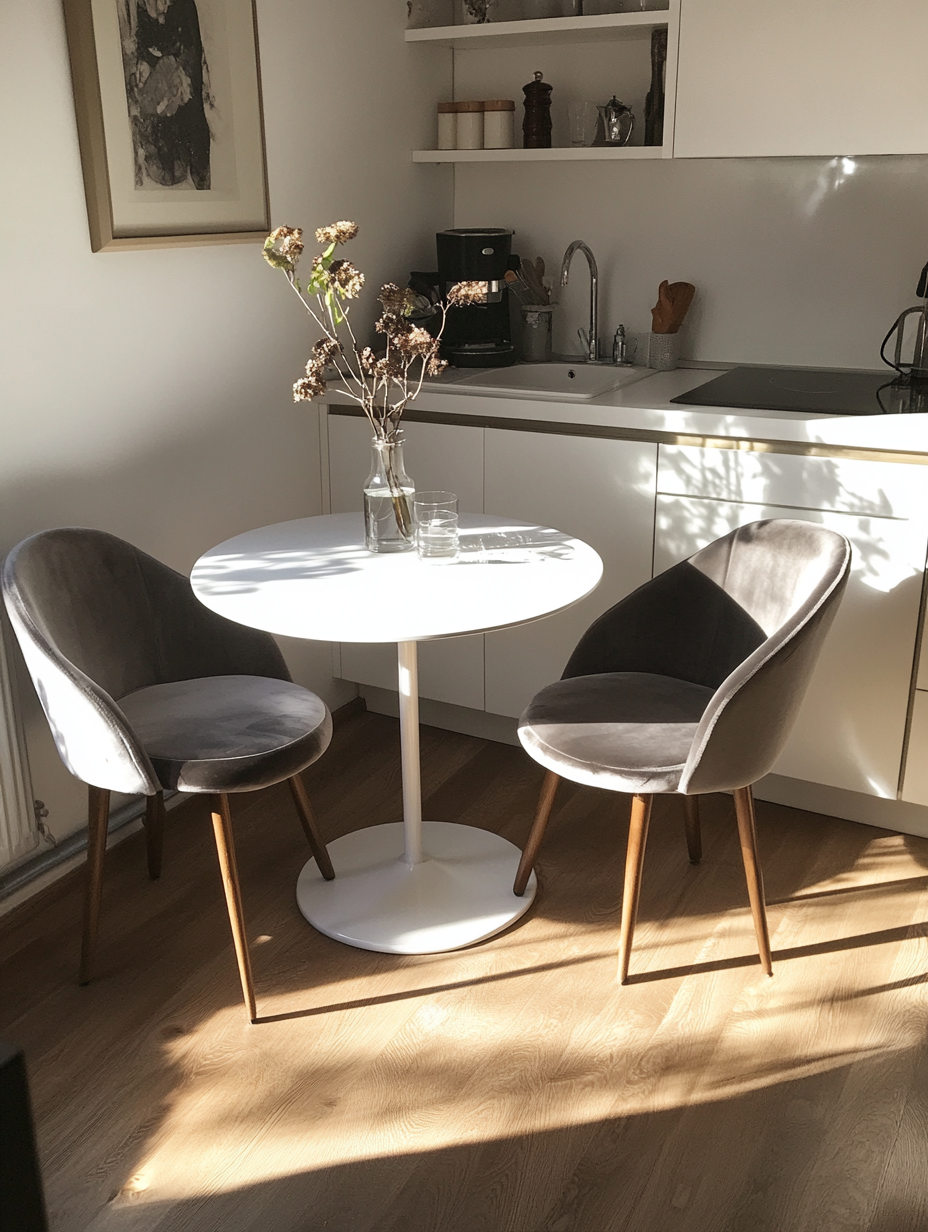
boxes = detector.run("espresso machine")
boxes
[435,228,517,368]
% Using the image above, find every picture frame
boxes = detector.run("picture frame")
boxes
[62,0,270,252]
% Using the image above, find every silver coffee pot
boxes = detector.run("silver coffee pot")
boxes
[598,95,634,146]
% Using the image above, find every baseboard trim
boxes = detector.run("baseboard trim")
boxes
[360,686,520,746]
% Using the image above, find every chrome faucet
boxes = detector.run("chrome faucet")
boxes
[559,240,599,362]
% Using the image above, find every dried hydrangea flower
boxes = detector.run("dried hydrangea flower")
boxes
[378,283,415,314]
[312,337,342,362]
[447,280,488,305]
[328,259,365,298]
[293,369,326,401]
[374,356,406,380]
[375,312,412,338]
[315,221,359,246]
[263,225,304,271]
[393,325,438,358]
[427,355,448,377]
[358,347,376,374]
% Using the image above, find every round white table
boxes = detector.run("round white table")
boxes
[191,512,603,954]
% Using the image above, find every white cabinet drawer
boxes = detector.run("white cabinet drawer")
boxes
[902,692,928,806]
[658,445,928,522]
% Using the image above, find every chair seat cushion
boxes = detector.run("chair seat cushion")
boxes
[118,675,332,794]
[518,672,714,795]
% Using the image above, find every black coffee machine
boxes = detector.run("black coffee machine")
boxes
[435,228,517,368]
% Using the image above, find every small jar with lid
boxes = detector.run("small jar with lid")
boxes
[455,100,485,149]
[483,99,515,148]
[437,101,457,150]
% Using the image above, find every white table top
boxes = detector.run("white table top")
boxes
[191,512,604,644]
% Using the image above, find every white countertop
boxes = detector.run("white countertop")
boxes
[327,366,928,460]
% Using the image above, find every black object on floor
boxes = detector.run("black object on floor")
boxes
[0,1040,48,1232]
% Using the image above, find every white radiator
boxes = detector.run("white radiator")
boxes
[0,620,36,871]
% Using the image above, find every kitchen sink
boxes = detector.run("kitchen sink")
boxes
[453,362,652,401]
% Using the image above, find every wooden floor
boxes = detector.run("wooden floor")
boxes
[2,707,928,1232]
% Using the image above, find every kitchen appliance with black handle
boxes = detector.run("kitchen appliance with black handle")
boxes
[881,260,928,381]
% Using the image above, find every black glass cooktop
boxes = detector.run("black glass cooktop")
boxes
[671,366,901,415]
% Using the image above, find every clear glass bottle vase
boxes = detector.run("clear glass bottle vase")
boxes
[363,434,415,553]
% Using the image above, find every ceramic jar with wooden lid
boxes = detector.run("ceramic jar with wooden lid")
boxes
[437,101,458,150]
[483,99,515,148]
[455,100,485,149]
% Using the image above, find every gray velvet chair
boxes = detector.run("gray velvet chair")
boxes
[513,519,851,982]
[2,528,336,1023]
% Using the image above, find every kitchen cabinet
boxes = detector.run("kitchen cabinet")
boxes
[483,429,657,717]
[655,446,928,799]
[327,413,657,719]
[407,6,679,162]
[674,0,928,158]
[327,412,486,709]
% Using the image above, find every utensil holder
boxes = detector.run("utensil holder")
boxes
[646,331,679,371]
[521,305,554,362]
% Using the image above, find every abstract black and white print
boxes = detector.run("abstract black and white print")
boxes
[117,0,214,190]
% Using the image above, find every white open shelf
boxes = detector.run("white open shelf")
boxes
[405,11,670,50]
[413,144,666,162]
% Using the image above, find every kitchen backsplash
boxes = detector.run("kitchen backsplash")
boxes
[453,153,928,369]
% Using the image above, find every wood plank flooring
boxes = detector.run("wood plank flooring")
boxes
[2,707,927,1232]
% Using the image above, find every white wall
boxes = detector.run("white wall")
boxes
[454,155,928,367]
[0,0,452,839]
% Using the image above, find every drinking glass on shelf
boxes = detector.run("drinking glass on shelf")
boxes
[568,101,599,147]
[414,492,460,562]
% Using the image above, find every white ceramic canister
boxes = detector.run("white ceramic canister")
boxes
[483,99,515,148]
[455,100,485,149]
[437,101,457,150]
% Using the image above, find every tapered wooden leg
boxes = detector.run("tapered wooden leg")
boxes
[288,774,335,881]
[683,795,702,865]
[210,794,258,1023]
[513,770,560,896]
[80,785,111,986]
[618,793,653,984]
[733,785,773,976]
[143,792,166,880]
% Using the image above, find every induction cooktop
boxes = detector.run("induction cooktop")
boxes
[670,366,903,415]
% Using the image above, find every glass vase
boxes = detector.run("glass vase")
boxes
[364,434,415,553]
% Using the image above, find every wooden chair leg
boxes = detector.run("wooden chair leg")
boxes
[288,774,335,881]
[210,794,258,1023]
[618,793,653,984]
[683,795,702,865]
[143,792,166,880]
[513,769,560,896]
[80,785,111,986]
[733,785,773,976]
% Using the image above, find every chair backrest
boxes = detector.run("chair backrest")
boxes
[678,520,851,793]
[564,519,851,795]
[2,528,290,795]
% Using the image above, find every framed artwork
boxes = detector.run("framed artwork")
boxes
[62,0,270,252]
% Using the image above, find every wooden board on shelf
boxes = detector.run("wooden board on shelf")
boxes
[405,11,669,50]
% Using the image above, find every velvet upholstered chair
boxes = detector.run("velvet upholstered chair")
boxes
[2,528,336,1023]
[513,519,851,982]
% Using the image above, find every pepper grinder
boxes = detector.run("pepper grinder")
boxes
[522,70,552,149]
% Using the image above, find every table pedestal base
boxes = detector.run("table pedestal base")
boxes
[296,821,538,954]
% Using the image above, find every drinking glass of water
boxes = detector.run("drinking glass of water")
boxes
[414,492,460,562]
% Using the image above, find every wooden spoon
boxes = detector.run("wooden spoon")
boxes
[665,281,695,334]
[651,279,674,333]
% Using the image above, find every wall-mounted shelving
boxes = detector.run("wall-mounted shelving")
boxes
[404,11,670,51]
[413,144,664,163]
[408,3,679,162]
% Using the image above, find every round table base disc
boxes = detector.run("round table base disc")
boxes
[296,821,538,954]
